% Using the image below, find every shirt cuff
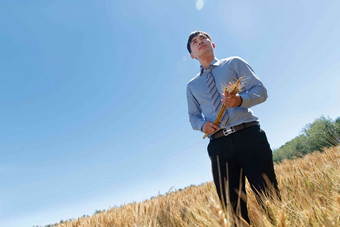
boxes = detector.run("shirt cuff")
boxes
[198,121,206,132]
[239,93,251,108]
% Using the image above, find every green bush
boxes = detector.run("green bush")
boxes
[273,116,339,163]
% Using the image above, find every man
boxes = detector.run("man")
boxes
[186,31,280,224]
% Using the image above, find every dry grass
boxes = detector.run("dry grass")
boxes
[57,146,340,227]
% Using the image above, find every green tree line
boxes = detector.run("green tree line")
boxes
[273,116,340,163]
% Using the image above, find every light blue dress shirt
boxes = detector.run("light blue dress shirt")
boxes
[186,56,268,132]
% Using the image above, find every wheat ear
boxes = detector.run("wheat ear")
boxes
[203,77,242,139]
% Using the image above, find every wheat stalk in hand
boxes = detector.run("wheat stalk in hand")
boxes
[203,77,242,139]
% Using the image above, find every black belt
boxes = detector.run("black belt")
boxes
[210,121,259,140]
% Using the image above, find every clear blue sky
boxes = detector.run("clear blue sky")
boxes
[1,0,339,226]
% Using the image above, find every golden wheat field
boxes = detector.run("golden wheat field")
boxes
[57,146,340,227]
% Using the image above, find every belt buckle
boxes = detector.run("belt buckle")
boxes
[223,127,235,136]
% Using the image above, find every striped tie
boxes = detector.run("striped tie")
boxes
[204,66,229,125]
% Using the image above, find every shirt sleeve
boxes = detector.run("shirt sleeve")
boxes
[232,57,268,108]
[186,85,205,132]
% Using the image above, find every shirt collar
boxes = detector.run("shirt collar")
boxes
[200,57,220,75]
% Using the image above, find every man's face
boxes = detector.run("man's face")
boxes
[190,34,215,59]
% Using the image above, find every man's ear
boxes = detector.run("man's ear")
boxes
[190,52,196,59]
[212,43,215,48]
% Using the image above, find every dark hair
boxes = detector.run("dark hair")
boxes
[187,31,212,53]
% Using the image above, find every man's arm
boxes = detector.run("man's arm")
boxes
[186,86,205,131]
[232,57,268,108]
[186,85,220,134]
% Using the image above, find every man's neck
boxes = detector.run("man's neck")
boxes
[198,54,215,69]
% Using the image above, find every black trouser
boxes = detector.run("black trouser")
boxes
[207,125,280,224]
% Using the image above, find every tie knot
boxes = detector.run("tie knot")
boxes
[203,65,214,74]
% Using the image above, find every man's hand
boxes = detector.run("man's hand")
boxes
[202,121,220,135]
[222,93,242,108]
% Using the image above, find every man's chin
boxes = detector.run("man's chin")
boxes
[198,49,212,58]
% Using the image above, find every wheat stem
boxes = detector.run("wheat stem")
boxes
[203,77,242,139]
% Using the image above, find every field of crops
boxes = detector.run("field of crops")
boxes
[57,146,340,226]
